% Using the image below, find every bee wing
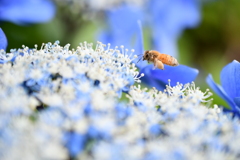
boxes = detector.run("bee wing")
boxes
[153,59,164,70]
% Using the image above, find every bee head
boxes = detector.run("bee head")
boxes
[143,50,150,60]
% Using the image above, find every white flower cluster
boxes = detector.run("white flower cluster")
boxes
[0,41,239,160]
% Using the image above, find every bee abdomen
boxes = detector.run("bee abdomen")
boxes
[159,54,179,66]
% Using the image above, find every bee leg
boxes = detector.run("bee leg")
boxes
[153,59,158,69]
[153,59,164,70]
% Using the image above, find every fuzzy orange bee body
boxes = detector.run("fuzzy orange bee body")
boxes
[143,50,179,70]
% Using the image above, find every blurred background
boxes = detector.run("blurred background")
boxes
[1,0,240,107]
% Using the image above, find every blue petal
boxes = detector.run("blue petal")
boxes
[140,65,167,91]
[206,74,236,110]
[134,20,148,69]
[64,131,86,157]
[222,107,240,119]
[115,104,132,119]
[107,5,143,38]
[135,21,144,55]
[220,60,240,99]
[151,65,199,85]
[0,28,7,50]
[149,0,200,37]
[140,64,198,91]
[0,0,56,25]
[148,0,200,57]
[98,31,126,49]
[151,31,179,57]
[99,5,143,51]
[234,97,240,108]
[87,126,99,139]
[149,124,162,135]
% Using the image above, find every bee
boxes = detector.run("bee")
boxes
[142,50,179,70]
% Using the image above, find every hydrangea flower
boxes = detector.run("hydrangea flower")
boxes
[1,41,240,159]
[0,41,142,159]
[206,60,240,117]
